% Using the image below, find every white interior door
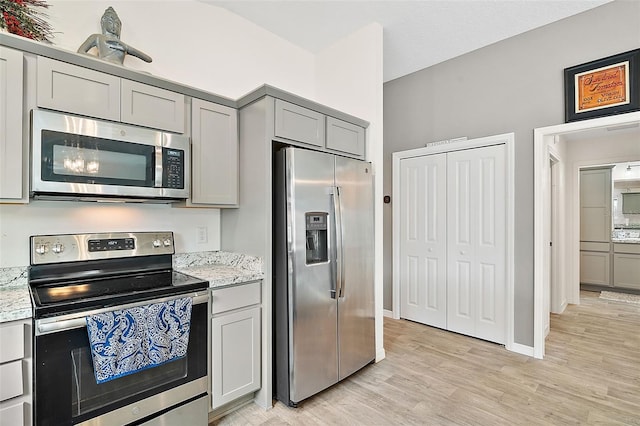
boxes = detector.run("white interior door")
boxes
[447,144,506,344]
[399,154,447,328]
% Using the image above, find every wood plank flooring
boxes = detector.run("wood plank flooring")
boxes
[213,291,640,425]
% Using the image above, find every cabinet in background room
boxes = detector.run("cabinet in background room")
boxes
[36,57,185,133]
[210,282,261,410]
[580,167,612,242]
[613,244,640,290]
[0,46,26,202]
[579,242,611,286]
[0,319,32,426]
[579,167,613,286]
[190,99,239,207]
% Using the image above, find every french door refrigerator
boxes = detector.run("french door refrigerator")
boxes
[274,147,375,407]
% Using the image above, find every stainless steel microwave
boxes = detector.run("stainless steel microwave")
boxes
[31,110,190,201]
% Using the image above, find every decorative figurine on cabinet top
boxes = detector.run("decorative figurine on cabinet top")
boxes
[77,7,152,65]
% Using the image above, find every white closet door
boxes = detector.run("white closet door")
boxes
[399,154,447,328]
[447,144,506,344]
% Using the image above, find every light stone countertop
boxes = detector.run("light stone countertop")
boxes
[0,251,263,324]
[174,251,264,288]
[0,267,32,323]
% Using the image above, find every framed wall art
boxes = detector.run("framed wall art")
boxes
[564,48,640,122]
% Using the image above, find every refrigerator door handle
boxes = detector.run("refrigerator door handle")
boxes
[334,185,345,298]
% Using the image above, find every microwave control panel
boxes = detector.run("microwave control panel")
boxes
[162,148,185,189]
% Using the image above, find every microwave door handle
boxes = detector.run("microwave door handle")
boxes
[155,146,163,187]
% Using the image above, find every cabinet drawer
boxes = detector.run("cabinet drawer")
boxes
[0,402,24,426]
[121,80,185,133]
[579,241,610,252]
[0,323,24,363]
[211,282,261,315]
[275,99,325,147]
[0,360,24,402]
[613,243,640,254]
[326,116,365,157]
[37,57,120,121]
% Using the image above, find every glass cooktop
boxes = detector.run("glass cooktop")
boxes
[31,270,207,318]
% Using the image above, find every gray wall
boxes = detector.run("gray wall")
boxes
[383,0,640,346]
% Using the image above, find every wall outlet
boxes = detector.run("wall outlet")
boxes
[196,226,208,244]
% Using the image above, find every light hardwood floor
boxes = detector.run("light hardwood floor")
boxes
[213,291,640,425]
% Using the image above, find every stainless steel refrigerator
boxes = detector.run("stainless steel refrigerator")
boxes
[274,147,375,407]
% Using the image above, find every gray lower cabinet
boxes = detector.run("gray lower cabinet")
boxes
[613,244,640,290]
[190,99,239,207]
[579,242,611,286]
[210,282,261,410]
[0,46,26,202]
[274,98,365,158]
[0,319,32,426]
[36,56,185,133]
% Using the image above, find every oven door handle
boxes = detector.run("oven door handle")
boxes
[36,292,209,335]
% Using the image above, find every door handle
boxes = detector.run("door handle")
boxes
[333,186,345,298]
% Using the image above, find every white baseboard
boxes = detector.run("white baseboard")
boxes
[375,348,386,362]
[508,342,535,357]
[383,309,394,318]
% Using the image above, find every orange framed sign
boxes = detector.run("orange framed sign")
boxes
[564,49,639,122]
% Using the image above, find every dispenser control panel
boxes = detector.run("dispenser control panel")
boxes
[305,212,328,264]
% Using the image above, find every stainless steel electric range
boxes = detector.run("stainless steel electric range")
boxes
[28,232,209,426]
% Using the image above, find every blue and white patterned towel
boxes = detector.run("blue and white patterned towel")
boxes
[86,297,192,384]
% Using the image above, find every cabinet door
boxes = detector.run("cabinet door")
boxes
[613,253,640,289]
[0,46,24,200]
[191,99,238,206]
[37,57,120,121]
[580,168,612,242]
[211,306,261,409]
[326,116,365,157]
[580,250,611,286]
[121,79,185,133]
[274,99,324,147]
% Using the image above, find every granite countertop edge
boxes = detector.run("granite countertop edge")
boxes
[0,251,264,324]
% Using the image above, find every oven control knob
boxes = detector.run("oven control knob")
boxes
[52,243,64,254]
[35,244,48,255]
[152,239,162,248]
[163,238,172,247]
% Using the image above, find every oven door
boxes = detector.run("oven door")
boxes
[33,293,208,426]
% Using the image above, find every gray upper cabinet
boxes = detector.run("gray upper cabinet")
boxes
[120,79,185,133]
[580,167,612,242]
[37,56,120,121]
[37,57,185,133]
[0,46,26,202]
[273,98,365,159]
[274,99,325,147]
[326,116,365,157]
[190,98,239,207]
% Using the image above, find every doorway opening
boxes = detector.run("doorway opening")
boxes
[533,112,640,359]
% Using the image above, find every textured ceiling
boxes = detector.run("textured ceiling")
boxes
[204,0,612,82]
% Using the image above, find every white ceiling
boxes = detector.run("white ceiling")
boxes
[204,0,612,82]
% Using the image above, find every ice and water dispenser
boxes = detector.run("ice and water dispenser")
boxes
[305,212,328,264]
